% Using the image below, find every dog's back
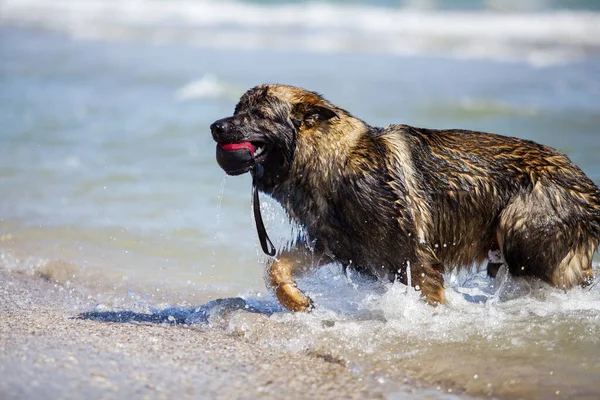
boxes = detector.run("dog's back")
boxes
[385,125,600,288]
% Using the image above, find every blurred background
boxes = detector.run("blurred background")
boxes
[1,0,600,299]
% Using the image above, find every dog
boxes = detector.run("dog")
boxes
[210,84,600,311]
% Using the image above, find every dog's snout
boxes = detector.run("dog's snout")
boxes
[211,118,233,138]
[210,120,225,135]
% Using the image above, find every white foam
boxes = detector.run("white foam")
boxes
[219,260,599,398]
[2,0,600,65]
[229,261,600,348]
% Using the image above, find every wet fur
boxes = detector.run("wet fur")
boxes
[212,84,600,306]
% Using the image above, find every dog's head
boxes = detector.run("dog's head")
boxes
[210,84,343,188]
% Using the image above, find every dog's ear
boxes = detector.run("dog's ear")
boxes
[306,105,338,122]
[292,103,338,129]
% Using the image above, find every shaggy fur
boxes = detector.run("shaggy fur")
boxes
[211,84,600,311]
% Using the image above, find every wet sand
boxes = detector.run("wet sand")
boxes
[0,268,383,400]
[3,258,599,400]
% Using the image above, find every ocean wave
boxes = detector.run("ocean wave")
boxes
[2,0,600,65]
[174,74,245,102]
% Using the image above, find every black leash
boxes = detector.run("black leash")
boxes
[251,163,276,256]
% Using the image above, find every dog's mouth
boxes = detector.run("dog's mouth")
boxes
[216,141,269,176]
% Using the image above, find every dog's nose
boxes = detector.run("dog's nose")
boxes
[210,119,229,136]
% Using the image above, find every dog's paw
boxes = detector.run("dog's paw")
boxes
[276,283,314,312]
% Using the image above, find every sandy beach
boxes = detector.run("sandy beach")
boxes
[3,258,600,400]
[0,266,387,400]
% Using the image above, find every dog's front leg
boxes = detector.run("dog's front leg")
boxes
[412,263,446,306]
[266,247,323,312]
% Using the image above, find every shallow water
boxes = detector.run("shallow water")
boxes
[237,268,600,398]
[73,263,600,398]
[1,0,600,397]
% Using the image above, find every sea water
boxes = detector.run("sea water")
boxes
[1,0,600,397]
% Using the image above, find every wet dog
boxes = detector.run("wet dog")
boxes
[211,84,600,311]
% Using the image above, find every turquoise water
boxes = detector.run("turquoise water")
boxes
[1,1,600,397]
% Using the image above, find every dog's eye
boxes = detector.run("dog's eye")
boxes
[305,114,320,125]
[291,119,302,129]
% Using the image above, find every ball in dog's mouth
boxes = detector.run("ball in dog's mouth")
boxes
[216,142,266,176]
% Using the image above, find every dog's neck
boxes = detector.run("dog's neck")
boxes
[292,115,368,187]
[269,115,372,226]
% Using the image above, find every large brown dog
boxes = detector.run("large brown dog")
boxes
[211,84,600,311]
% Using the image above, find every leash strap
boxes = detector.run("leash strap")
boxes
[251,164,276,256]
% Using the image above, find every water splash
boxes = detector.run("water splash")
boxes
[61,255,600,398]
[210,175,228,271]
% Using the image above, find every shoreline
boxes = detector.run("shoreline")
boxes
[2,256,600,399]
[0,267,388,399]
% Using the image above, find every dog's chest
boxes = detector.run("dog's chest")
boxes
[273,181,411,269]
